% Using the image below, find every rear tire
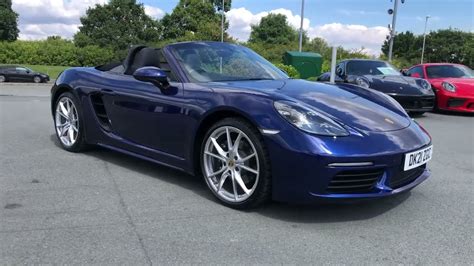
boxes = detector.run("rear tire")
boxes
[200,118,271,209]
[0,75,6,82]
[53,92,88,152]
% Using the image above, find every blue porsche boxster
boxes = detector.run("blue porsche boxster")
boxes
[51,41,433,209]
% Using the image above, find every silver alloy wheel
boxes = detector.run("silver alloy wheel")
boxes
[0,75,5,82]
[55,97,79,147]
[34,76,41,83]
[203,126,260,203]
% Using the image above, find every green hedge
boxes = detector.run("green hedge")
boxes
[0,39,115,67]
[274,63,300,78]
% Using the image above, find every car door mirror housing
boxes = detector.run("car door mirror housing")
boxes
[133,67,169,88]
[410,72,421,78]
[336,67,345,78]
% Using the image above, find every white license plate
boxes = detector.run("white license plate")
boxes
[404,145,433,171]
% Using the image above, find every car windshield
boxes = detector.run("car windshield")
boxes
[426,65,473,79]
[169,42,288,82]
[346,60,401,76]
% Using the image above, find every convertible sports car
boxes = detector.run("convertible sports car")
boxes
[406,63,474,113]
[51,42,433,209]
[318,59,435,115]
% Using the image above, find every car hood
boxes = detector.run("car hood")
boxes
[430,78,474,96]
[210,79,411,133]
[363,75,431,95]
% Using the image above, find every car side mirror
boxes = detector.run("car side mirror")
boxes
[133,66,169,89]
[400,69,408,76]
[411,72,421,78]
[336,67,345,78]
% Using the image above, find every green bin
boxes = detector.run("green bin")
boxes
[283,51,323,79]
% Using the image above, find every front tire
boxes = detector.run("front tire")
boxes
[33,76,42,83]
[54,92,87,152]
[200,118,271,209]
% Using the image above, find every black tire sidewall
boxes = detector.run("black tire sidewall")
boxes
[54,92,87,152]
[200,118,271,209]
[33,76,42,83]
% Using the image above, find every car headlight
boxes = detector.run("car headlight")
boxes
[420,79,431,90]
[274,101,349,136]
[442,81,456,92]
[356,77,370,88]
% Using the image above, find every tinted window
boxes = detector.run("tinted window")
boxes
[426,65,473,78]
[15,67,30,73]
[407,66,424,78]
[169,42,288,82]
[346,60,401,76]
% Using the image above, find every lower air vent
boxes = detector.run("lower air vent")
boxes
[327,169,383,194]
[389,164,425,189]
[90,94,111,131]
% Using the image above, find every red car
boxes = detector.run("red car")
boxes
[406,63,474,113]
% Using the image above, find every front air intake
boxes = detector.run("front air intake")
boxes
[327,169,383,194]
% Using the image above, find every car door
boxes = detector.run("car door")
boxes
[2,68,16,81]
[100,74,187,159]
[14,67,33,81]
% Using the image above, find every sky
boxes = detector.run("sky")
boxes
[11,0,474,55]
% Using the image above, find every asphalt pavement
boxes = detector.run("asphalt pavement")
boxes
[1,83,473,264]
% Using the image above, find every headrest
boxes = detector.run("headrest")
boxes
[124,46,161,75]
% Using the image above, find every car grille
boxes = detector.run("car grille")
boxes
[389,164,426,189]
[397,97,434,110]
[327,169,384,194]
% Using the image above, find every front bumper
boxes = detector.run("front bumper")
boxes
[437,93,474,113]
[388,94,435,112]
[263,122,432,203]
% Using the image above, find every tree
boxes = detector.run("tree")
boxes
[74,0,160,53]
[424,29,473,67]
[161,0,229,41]
[381,29,473,68]
[381,31,421,64]
[249,14,299,45]
[0,0,19,41]
[209,0,231,12]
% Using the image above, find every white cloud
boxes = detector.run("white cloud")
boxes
[227,7,388,55]
[308,23,389,54]
[12,0,164,40]
[144,5,165,19]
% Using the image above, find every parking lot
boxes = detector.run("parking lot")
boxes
[0,83,473,264]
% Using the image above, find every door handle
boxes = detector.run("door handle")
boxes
[101,89,116,95]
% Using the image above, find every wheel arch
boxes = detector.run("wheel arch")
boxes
[191,107,262,175]
[51,84,75,116]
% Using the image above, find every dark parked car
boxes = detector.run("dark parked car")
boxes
[51,42,432,209]
[318,59,435,115]
[0,65,50,83]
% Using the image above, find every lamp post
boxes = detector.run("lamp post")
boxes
[298,0,305,52]
[221,0,225,42]
[421,15,430,64]
[388,0,405,62]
